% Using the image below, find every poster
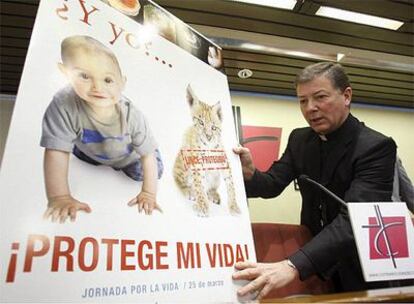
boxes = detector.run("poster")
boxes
[0,0,255,302]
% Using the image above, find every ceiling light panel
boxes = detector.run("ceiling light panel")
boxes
[315,6,404,31]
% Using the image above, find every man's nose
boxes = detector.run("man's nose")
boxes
[305,98,318,112]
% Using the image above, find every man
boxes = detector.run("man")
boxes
[233,62,399,299]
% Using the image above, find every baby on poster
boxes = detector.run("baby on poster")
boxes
[40,35,163,223]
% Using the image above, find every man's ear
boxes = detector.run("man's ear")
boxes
[57,62,66,75]
[343,86,352,106]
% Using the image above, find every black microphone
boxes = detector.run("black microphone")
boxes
[298,175,348,208]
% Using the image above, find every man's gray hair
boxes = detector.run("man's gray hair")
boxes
[295,62,350,92]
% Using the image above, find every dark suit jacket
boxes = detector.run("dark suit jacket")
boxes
[245,114,398,292]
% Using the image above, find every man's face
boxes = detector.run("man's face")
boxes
[297,75,351,135]
[59,49,125,109]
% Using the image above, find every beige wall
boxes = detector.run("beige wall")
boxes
[231,92,414,224]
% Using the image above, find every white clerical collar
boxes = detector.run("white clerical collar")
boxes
[319,134,328,141]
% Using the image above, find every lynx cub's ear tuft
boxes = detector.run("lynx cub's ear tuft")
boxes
[186,84,197,106]
[213,101,222,121]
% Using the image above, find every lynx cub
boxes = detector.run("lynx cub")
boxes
[174,85,240,216]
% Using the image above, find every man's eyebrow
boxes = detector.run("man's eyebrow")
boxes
[313,89,328,95]
[298,89,329,98]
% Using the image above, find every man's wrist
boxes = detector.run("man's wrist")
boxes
[286,259,296,269]
[244,167,256,181]
[286,259,299,279]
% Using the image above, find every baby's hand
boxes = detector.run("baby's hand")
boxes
[128,190,162,215]
[44,195,92,223]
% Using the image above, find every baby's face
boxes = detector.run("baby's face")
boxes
[61,49,125,109]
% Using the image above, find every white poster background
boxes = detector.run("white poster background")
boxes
[348,202,414,282]
[0,0,256,302]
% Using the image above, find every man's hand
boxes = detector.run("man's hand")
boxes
[233,146,256,180]
[128,190,162,215]
[44,195,91,223]
[232,260,299,300]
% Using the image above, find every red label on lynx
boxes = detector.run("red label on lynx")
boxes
[180,149,229,171]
